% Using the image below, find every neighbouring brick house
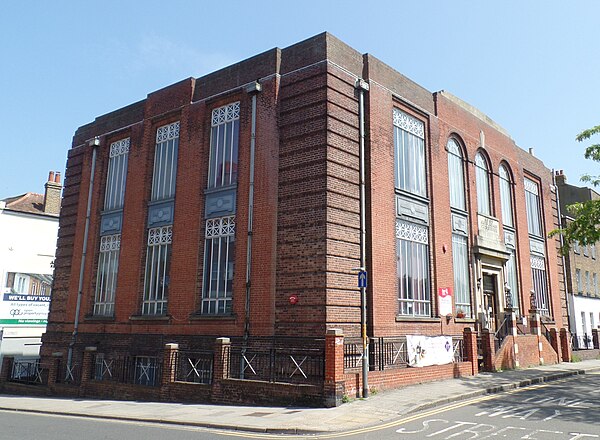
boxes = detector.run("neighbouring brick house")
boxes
[27,33,569,406]
[555,170,600,352]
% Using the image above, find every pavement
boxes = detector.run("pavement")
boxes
[1,359,600,435]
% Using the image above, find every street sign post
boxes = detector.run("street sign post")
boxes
[358,270,368,288]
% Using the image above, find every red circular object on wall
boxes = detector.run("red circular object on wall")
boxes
[289,294,299,305]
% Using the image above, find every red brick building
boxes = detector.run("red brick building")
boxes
[37,33,568,406]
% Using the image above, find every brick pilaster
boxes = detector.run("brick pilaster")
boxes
[160,343,179,401]
[324,328,345,407]
[80,346,96,395]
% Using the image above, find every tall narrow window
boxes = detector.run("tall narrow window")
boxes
[586,271,590,294]
[208,102,240,189]
[447,139,465,210]
[447,138,471,317]
[201,216,235,314]
[499,165,513,227]
[94,138,129,316]
[475,152,491,216]
[142,226,172,315]
[104,138,130,210]
[594,273,598,296]
[524,177,543,237]
[531,256,549,315]
[396,220,430,317]
[505,249,519,312]
[151,122,179,201]
[393,109,426,197]
[94,235,120,316]
[576,268,582,293]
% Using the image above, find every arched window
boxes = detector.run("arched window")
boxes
[499,165,513,227]
[475,152,491,216]
[447,139,465,211]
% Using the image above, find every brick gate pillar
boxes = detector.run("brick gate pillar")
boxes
[211,337,231,402]
[549,328,562,363]
[592,329,599,349]
[463,327,479,375]
[560,328,573,362]
[481,329,496,372]
[0,356,13,382]
[324,328,345,407]
[160,343,179,401]
[80,346,96,397]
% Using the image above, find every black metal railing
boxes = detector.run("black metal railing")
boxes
[92,355,162,387]
[494,316,511,352]
[9,359,47,385]
[452,336,465,362]
[229,346,324,385]
[56,360,82,384]
[572,333,594,350]
[343,338,364,370]
[540,321,552,342]
[173,350,213,384]
[369,337,408,370]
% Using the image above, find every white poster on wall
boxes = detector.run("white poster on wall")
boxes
[406,335,454,367]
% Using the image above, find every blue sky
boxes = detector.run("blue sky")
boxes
[1,0,598,199]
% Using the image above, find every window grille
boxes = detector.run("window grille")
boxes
[134,356,160,386]
[104,138,130,211]
[531,255,550,315]
[452,233,471,316]
[475,153,491,216]
[524,177,543,237]
[142,226,172,315]
[94,234,120,316]
[447,139,465,211]
[201,216,235,314]
[499,165,513,227]
[396,219,430,316]
[393,109,426,197]
[151,122,179,201]
[208,102,240,189]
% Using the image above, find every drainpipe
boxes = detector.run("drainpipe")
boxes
[242,81,261,359]
[552,169,571,333]
[66,136,100,375]
[356,78,370,398]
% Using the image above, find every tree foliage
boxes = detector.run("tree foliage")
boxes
[551,125,600,251]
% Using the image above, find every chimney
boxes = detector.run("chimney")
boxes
[554,169,566,186]
[44,170,62,215]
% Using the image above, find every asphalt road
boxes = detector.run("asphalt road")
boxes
[2,374,600,439]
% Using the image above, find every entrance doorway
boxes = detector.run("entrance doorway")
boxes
[482,274,498,332]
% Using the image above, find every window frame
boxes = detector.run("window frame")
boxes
[142,225,172,315]
[393,108,427,198]
[475,151,492,216]
[94,234,121,316]
[524,177,544,238]
[207,102,241,189]
[447,138,466,211]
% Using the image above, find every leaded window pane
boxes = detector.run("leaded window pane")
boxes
[452,233,471,317]
[142,226,172,315]
[104,138,130,211]
[94,234,120,316]
[499,165,513,227]
[208,102,240,189]
[393,109,426,197]
[396,219,430,316]
[202,216,235,314]
[524,178,543,237]
[447,139,465,211]
[151,122,179,201]
[475,153,491,216]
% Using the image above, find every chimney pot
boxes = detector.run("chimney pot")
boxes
[48,171,55,182]
[55,172,61,184]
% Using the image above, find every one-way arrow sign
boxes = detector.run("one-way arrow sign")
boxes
[358,270,368,288]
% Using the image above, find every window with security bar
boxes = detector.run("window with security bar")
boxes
[142,226,172,315]
[208,102,240,189]
[201,216,235,314]
[396,219,431,317]
[94,234,120,316]
[531,255,550,316]
[151,121,179,201]
[104,138,130,210]
[393,109,426,197]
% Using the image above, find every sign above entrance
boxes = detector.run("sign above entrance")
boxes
[478,215,500,242]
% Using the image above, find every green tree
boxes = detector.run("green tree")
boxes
[552,125,600,249]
